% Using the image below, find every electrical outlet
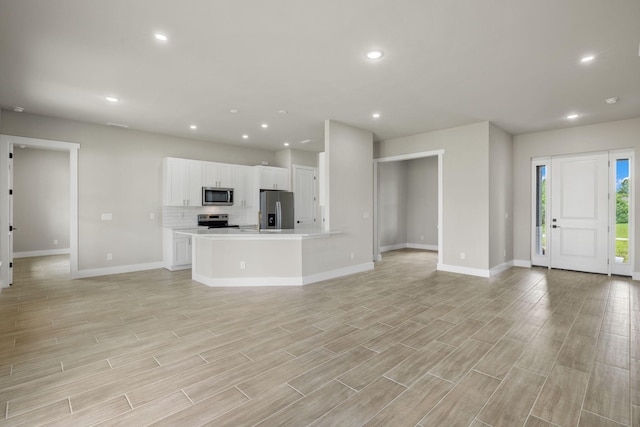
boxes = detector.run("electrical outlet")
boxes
[240,261,246,270]
[420,235,424,241]
[106,253,113,260]
[350,252,355,260]
[101,213,113,221]
[460,252,465,260]
[150,212,155,220]
[53,239,58,245]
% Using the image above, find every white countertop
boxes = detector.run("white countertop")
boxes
[175,227,337,240]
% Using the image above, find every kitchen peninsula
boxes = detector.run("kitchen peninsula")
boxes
[177,228,350,287]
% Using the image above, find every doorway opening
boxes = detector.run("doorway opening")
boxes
[530,150,634,276]
[373,150,443,265]
[0,135,79,288]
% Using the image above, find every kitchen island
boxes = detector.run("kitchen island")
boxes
[176,228,372,287]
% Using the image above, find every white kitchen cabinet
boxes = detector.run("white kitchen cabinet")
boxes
[202,161,233,188]
[163,228,192,270]
[163,157,202,206]
[254,165,289,190]
[232,165,253,207]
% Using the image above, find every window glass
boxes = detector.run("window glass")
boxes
[615,159,629,264]
[535,165,546,256]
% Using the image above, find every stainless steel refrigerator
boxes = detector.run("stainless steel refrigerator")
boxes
[260,190,294,229]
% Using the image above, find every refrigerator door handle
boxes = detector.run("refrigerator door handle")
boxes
[275,201,282,229]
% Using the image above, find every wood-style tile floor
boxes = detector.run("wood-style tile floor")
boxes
[0,250,638,426]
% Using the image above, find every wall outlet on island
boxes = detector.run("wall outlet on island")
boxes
[460,252,465,260]
[240,261,246,270]
[350,252,354,260]
[53,239,58,245]
[106,253,113,261]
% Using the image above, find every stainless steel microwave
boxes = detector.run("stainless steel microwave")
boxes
[202,187,234,206]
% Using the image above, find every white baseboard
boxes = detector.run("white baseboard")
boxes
[14,248,70,258]
[303,262,375,285]
[163,264,192,272]
[513,259,532,268]
[381,243,438,253]
[407,243,438,251]
[380,244,408,252]
[193,262,375,287]
[437,263,490,278]
[490,261,514,276]
[438,261,517,278]
[73,262,164,279]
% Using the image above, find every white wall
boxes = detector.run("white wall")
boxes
[1,110,277,272]
[488,123,513,269]
[378,161,407,248]
[377,122,491,273]
[325,120,373,268]
[406,156,438,248]
[513,117,640,271]
[14,147,70,254]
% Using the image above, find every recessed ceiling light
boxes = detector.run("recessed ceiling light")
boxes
[230,109,239,113]
[283,142,290,147]
[567,113,579,120]
[580,55,595,63]
[105,96,119,103]
[261,123,268,128]
[278,110,288,115]
[12,106,24,112]
[242,134,249,139]
[107,122,129,128]
[366,49,384,60]
[372,113,381,119]
[154,33,168,42]
[299,139,312,144]
[190,125,197,130]
[605,97,619,104]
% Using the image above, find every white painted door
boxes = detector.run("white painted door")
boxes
[293,165,316,226]
[550,152,609,274]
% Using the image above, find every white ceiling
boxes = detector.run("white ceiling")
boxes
[1,0,639,152]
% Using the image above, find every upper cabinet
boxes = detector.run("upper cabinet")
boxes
[163,158,287,207]
[202,161,233,188]
[163,157,202,206]
[233,165,253,207]
[254,165,289,190]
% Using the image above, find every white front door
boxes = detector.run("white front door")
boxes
[293,165,317,226]
[550,152,609,274]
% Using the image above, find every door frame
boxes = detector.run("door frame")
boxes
[530,149,634,276]
[0,135,79,287]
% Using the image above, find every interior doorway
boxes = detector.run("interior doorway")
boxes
[0,135,79,288]
[531,150,634,276]
[13,146,70,258]
[373,150,443,264]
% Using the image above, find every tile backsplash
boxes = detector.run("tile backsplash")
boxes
[163,206,253,229]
